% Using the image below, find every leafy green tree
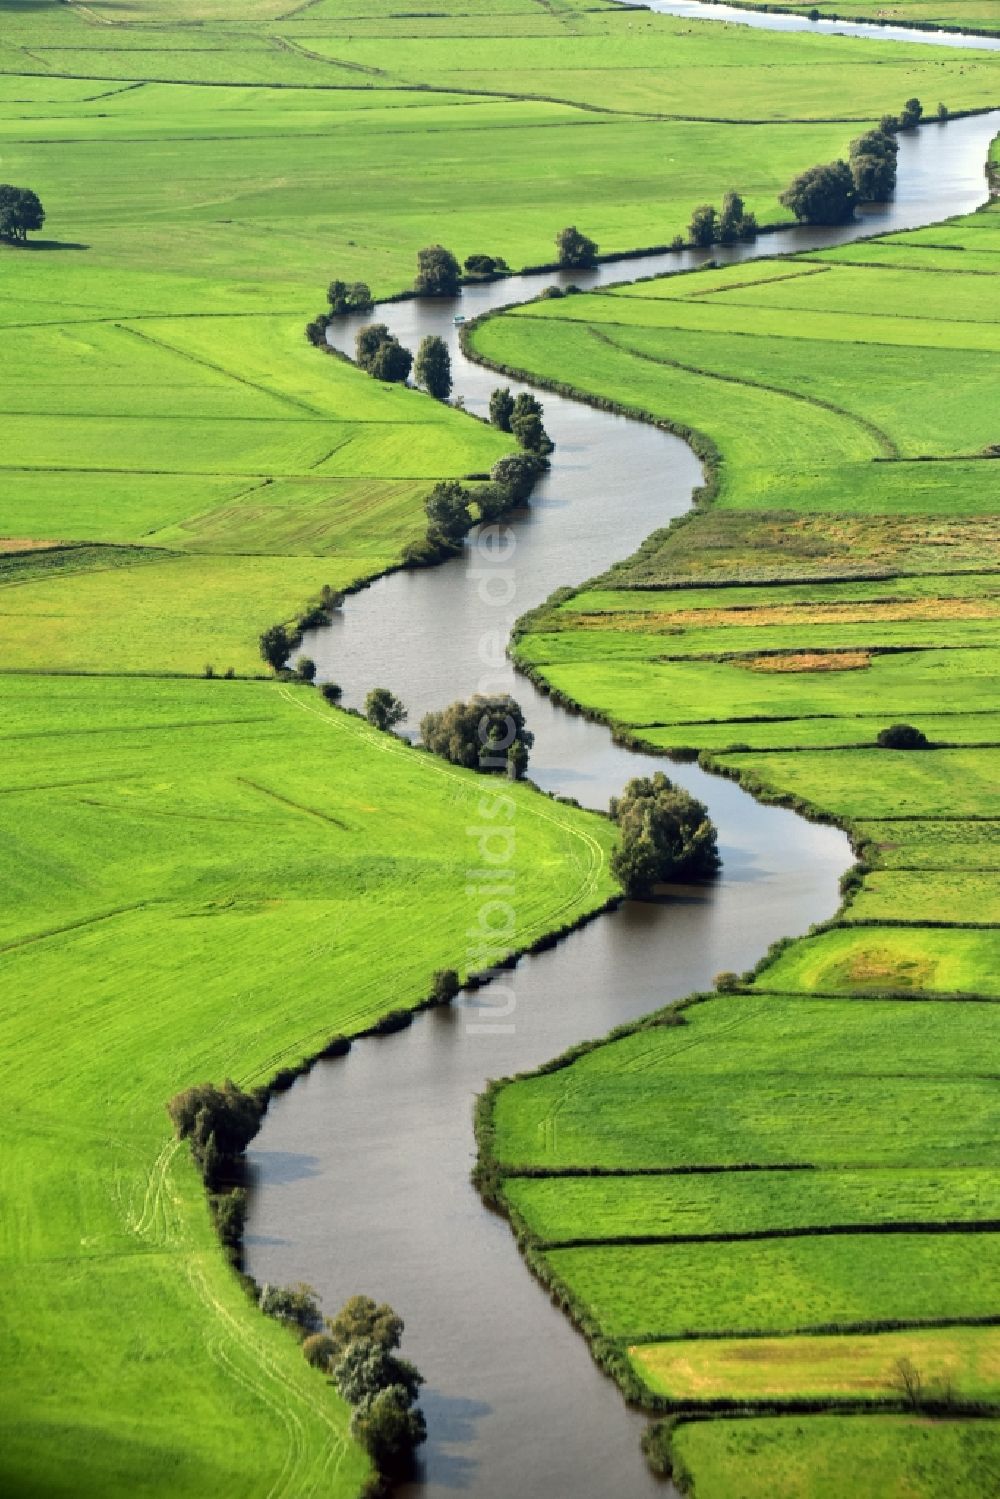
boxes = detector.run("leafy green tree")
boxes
[475,481,515,521]
[414,334,452,400]
[716,191,744,244]
[259,623,292,672]
[301,1332,337,1369]
[350,1386,427,1475]
[430,968,460,1004]
[260,1283,323,1334]
[167,1079,264,1183]
[688,204,717,247]
[425,479,472,544]
[464,253,500,276]
[899,96,923,129]
[879,113,900,136]
[364,687,408,733]
[333,1337,423,1406]
[0,184,44,243]
[328,279,373,315]
[609,772,720,896]
[489,386,515,431]
[368,336,412,383]
[937,102,949,121]
[779,161,857,224]
[491,452,545,503]
[510,391,552,453]
[325,1296,404,1356]
[414,244,461,296]
[850,128,898,200]
[296,656,317,683]
[556,225,598,267]
[355,322,392,370]
[420,694,533,778]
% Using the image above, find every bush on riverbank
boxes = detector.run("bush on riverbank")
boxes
[421,693,534,778]
[610,772,720,896]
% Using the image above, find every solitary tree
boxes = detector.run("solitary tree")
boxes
[420,694,533,778]
[556,225,598,268]
[414,244,461,296]
[489,386,515,431]
[779,161,858,225]
[688,204,717,247]
[414,334,452,400]
[328,279,373,315]
[0,184,44,243]
[259,623,292,672]
[610,772,720,896]
[365,687,408,732]
[425,479,472,545]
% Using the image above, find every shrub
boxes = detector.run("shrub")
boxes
[780,160,857,224]
[203,663,215,678]
[296,657,317,683]
[716,190,757,244]
[556,225,598,268]
[320,681,343,704]
[539,284,564,299]
[365,687,407,732]
[669,234,685,251]
[609,772,720,896]
[877,723,929,749]
[328,279,373,315]
[475,481,516,522]
[937,101,949,121]
[224,666,236,679]
[714,971,741,993]
[211,1188,247,1254]
[430,968,460,1004]
[464,253,503,276]
[261,1282,323,1335]
[305,314,330,346]
[302,1332,337,1370]
[420,693,533,778]
[259,623,292,672]
[414,244,461,296]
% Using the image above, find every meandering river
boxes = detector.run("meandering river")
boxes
[245,46,1000,1496]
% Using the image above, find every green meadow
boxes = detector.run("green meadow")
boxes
[0,672,617,1498]
[724,1,1000,36]
[2,0,999,1494]
[669,1415,1000,1499]
[478,194,1000,1493]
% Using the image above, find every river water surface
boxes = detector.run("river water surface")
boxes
[245,62,1000,1499]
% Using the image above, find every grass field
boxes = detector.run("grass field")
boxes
[718,0,1000,36]
[476,188,1000,1494]
[2,0,999,1494]
[669,1415,1000,1499]
[0,672,617,1498]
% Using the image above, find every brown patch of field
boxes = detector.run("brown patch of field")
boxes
[740,651,872,673]
[630,1327,1000,1401]
[568,597,998,633]
[845,950,934,987]
[0,538,65,554]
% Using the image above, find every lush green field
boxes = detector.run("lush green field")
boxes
[669,1415,1000,1499]
[477,193,1000,1495]
[0,672,617,1498]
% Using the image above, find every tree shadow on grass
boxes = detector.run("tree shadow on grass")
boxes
[6,239,90,252]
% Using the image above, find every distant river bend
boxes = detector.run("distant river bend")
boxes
[246,86,1000,1499]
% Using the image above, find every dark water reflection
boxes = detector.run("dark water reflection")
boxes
[247,101,1000,1499]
